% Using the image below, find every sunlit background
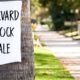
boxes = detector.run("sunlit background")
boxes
[31,0,80,80]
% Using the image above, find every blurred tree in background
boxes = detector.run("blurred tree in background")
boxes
[31,0,40,19]
[31,0,49,22]
[31,0,80,30]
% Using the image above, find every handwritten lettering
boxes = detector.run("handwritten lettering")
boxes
[0,10,19,21]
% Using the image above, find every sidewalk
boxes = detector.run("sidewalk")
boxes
[35,28,80,80]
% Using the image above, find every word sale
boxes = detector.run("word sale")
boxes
[0,43,10,54]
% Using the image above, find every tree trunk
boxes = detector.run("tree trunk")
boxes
[0,0,34,80]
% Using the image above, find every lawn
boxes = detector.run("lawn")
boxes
[34,47,74,80]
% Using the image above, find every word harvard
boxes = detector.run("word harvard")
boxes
[0,10,19,21]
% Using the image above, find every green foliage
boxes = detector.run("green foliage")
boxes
[49,1,64,30]
[38,0,80,30]
[34,34,39,40]
[34,47,74,80]
[39,0,50,7]
[31,0,41,19]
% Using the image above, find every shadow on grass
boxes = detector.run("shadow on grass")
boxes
[34,47,74,80]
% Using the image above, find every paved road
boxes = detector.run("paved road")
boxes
[35,30,80,80]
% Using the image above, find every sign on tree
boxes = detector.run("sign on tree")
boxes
[0,0,22,65]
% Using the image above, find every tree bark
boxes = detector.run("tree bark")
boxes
[0,0,34,80]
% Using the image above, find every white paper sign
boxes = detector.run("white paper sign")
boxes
[0,1,22,65]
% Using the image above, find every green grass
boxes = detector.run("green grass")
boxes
[34,47,74,80]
